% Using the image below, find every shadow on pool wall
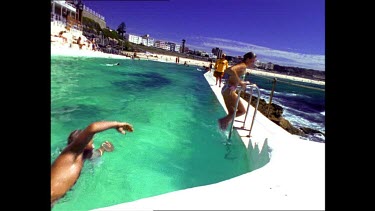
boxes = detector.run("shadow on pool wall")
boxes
[222,130,270,173]
[247,138,271,171]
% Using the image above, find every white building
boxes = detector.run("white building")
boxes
[141,34,155,47]
[125,33,155,47]
[125,34,143,44]
[174,44,181,52]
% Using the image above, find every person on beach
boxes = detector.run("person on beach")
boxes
[214,54,229,87]
[92,39,96,51]
[58,31,68,43]
[105,63,120,66]
[76,36,85,49]
[218,52,257,131]
[51,121,134,206]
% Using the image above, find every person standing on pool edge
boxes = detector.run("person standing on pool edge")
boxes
[214,53,229,87]
[51,121,134,206]
[218,52,257,131]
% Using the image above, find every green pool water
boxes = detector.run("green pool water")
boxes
[51,55,250,211]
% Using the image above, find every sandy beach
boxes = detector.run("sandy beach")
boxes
[51,45,325,85]
[248,69,325,85]
[51,44,211,66]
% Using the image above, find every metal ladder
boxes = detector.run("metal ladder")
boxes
[227,83,261,141]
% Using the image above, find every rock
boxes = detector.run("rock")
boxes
[300,127,325,136]
[239,92,322,137]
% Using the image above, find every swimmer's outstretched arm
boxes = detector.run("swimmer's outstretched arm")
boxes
[71,121,133,154]
[87,121,133,134]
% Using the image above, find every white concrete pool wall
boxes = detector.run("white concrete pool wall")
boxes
[93,71,325,210]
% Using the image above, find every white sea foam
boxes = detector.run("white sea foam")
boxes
[283,111,325,134]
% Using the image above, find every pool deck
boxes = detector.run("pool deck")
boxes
[92,71,325,210]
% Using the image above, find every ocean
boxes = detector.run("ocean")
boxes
[243,73,325,143]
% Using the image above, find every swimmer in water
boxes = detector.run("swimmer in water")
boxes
[51,121,133,206]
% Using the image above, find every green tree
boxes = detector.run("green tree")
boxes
[181,39,186,53]
[102,28,120,40]
[117,22,126,39]
[82,17,102,34]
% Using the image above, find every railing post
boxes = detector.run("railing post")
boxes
[247,85,261,138]
[266,77,277,117]
[242,87,253,128]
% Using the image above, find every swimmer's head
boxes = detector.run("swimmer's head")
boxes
[67,129,94,150]
[242,52,257,67]
[67,129,82,145]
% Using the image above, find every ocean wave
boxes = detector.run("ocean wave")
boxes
[248,88,308,99]
[283,111,325,133]
[276,92,310,98]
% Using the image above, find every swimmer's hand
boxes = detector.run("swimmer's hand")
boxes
[240,82,247,90]
[116,122,134,134]
[101,141,114,152]
[245,82,257,88]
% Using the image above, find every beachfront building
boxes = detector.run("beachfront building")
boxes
[208,53,217,59]
[51,0,83,34]
[50,0,88,50]
[155,41,171,50]
[82,4,106,29]
[154,41,181,52]
[256,61,274,70]
[51,0,105,52]
[154,40,163,49]
[174,44,181,53]
[195,50,209,57]
[125,33,155,47]
[167,42,182,52]
[51,0,106,36]
[164,44,171,51]
[125,34,143,45]
[168,42,176,52]
[141,34,155,47]
[212,47,223,58]
[266,62,274,70]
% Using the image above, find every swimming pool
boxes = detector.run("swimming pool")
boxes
[51,56,250,210]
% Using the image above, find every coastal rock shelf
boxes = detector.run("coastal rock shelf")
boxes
[239,92,324,142]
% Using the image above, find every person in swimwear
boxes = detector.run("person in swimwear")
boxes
[58,31,68,43]
[51,121,134,206]
[218,52,257,131]
[105,63,120,66]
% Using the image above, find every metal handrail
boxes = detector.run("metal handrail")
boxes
[227,83,260,141]
[243,84,261,137]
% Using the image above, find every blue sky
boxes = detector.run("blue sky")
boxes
[82,0,325,71]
